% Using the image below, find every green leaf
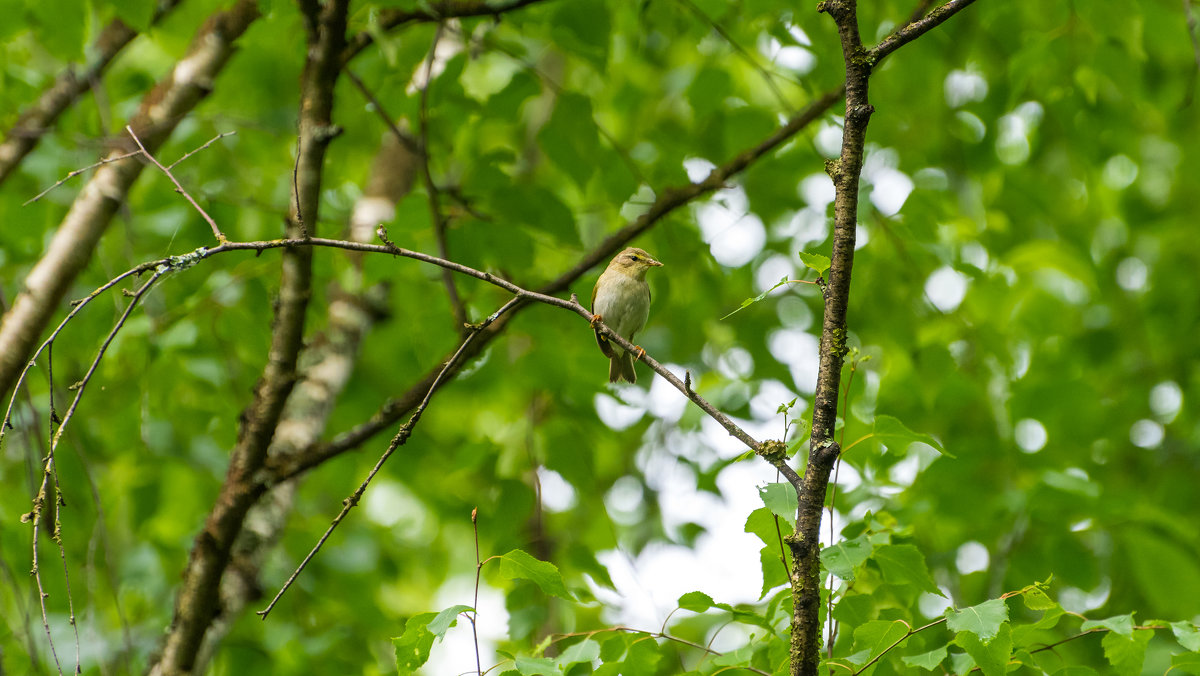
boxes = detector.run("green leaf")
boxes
[873,415,950,456]
[786,423,811,456]
[550,0,610,71]
[1100,628,1151,675]
[954,623,1012,676]
[798,251,831,275]
[1081,613,1134,638]
[745,506,790,547]
[820,533,873,580]
[1170,650,1200,673]
[873,544,943,596]
[600,634,627,662]
[621,634,662,675]
[109,0,156,30]
[515,655,562,675]
[499,549,572,600]
[429,604,473,636]
[393,612,438,675]
[851,620,910,663]
[1121,529,1200,619]
[487,70,541,118]
[557,639,600,668]
[901,644,948,670]
[687,67,732,119]
[1041,469,1100,498]
[759,543,789,598]
[945,598,1009,642]
[538,92,601,189]
[721,276,792,320]
[28,0,84,61]
[832,593,876,627]
[1019,580,1058,610]
[487,185,577,244]
[390,603,474,674]
[678,591,715,612]
[1171,621,1200,652]
[759,482,798,523]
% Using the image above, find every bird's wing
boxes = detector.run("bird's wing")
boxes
[592,276,615,358]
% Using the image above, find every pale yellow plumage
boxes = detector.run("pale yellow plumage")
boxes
[590,247,662,383]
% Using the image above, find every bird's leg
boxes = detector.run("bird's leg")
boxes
[590,313,603,327]
[633,346,646,361]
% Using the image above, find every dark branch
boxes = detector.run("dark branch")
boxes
[869,0,981,65]
[342,0,557,64]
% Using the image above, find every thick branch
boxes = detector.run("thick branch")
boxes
[187,131,408,672]
[149,0,348,673]
[790,1,978,675]
[0,0,261,406]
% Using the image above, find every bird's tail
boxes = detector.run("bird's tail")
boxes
[609,352,636,384]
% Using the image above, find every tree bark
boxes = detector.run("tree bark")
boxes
[148,0,349,672]
[788,1,979,673]
[0,0,260,403]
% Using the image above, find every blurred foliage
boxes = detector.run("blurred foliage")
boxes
[2,0,1199,674]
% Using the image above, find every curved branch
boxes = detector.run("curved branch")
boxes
[869,0,981,66]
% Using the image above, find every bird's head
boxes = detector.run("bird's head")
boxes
[609,247,663,278]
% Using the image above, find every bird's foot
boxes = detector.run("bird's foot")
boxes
[590,313,603,328]
[633,345,646,361]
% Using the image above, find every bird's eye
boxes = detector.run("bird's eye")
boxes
[629,255,639,261]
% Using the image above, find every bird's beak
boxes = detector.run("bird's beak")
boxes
[650,259,663,267]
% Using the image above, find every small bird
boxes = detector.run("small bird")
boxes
[590,247,663,383]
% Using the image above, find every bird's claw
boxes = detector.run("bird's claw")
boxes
[590,313,603,328]
[633,346,646,361]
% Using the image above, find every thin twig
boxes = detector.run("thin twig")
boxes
[848,618,942,675]
[22,151,140,205]
[291,134,305,236]
[869,0,981,65]
[126,126,227,242]
[344,69,421,154]
[675,0,797,112]
[1,263,161,447]
[471,508,483,676]
[419,24,470,330]
[256,297,521,618]
[165,130,237,170]
[26,269,163,676]
[826,357,859,658]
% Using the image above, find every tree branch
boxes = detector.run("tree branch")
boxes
[869,0,981,66]
[790,1,979,674]
[0,0,261,406]
[417,25,470,330]
[341,0,557,64]
[148,0,347,672]
[125,126,227,242]
[256,296,517,617]
[0,0,184,186]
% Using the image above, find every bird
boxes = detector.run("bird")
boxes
[590,247,662,384]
